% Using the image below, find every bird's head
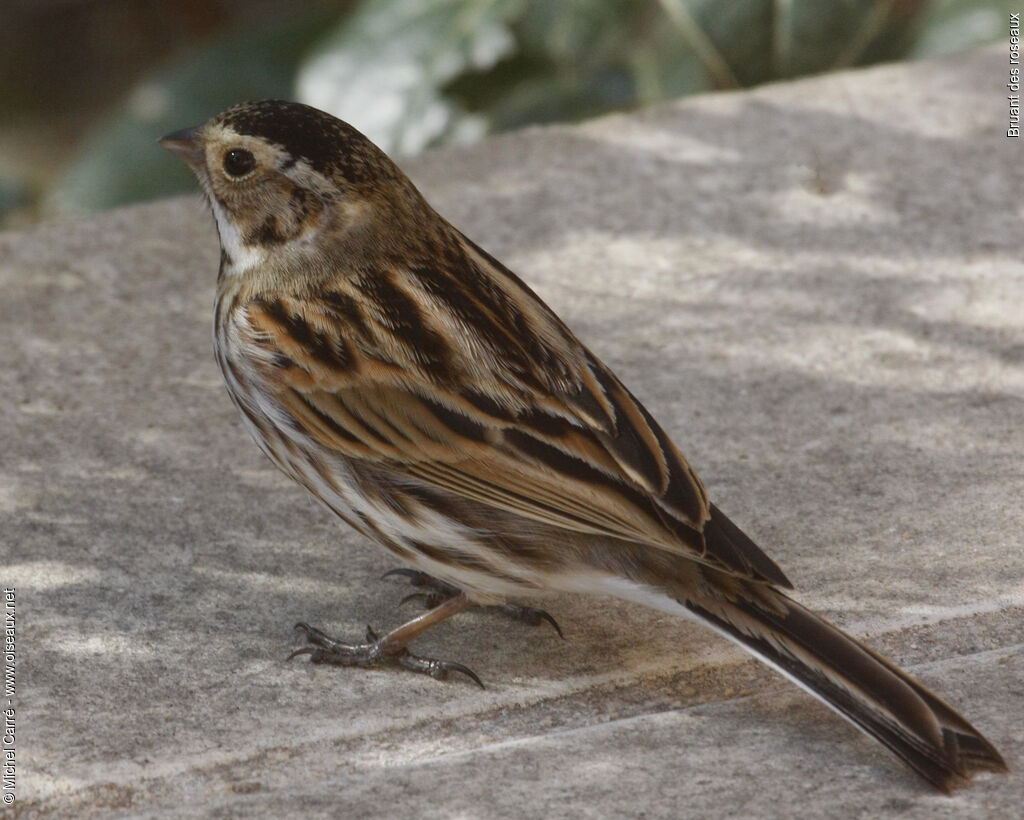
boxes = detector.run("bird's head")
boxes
[160,100,430,280]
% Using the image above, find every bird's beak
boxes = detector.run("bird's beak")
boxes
[159,126,204,167]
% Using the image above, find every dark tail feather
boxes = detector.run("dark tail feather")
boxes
[704,503,794,589]
[682,586,1007,791]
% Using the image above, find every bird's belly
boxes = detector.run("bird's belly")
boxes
[215,335,545,601]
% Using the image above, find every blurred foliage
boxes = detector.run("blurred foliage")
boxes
[27,0,1017,221]
[43,5,341,218]
[297,0,522,154]
[908,0,1020,55]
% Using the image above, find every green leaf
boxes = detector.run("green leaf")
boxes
[908,0,1013,58]
[297,0,525,154]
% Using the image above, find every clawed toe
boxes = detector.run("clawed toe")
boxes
[288,621,381,666]
[292,621,339,648]
[397,650,484,688]
[286,645,316,662]
[288,619,484,687]
[494,604,564,638]
[383,569,461,609]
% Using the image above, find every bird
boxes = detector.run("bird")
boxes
[161,99,1006,792]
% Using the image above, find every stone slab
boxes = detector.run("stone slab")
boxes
[2,44,1022,817]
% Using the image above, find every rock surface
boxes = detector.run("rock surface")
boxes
[2,45,1022,817]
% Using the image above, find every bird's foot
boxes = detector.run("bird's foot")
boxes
[382,568,563,638]
[289,620,483,688]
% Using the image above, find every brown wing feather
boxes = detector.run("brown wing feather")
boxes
[241,234,790,586]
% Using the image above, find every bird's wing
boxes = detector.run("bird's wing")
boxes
[238,239,790,587]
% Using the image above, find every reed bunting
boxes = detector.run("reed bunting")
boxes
[161,100,1006,791]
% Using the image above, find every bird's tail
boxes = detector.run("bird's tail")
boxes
[670,575,1006,791]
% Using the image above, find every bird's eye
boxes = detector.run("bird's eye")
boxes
[223,148,255,178]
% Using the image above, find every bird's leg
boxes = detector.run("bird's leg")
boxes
[289,592,483,687]
[383,568,564,638]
